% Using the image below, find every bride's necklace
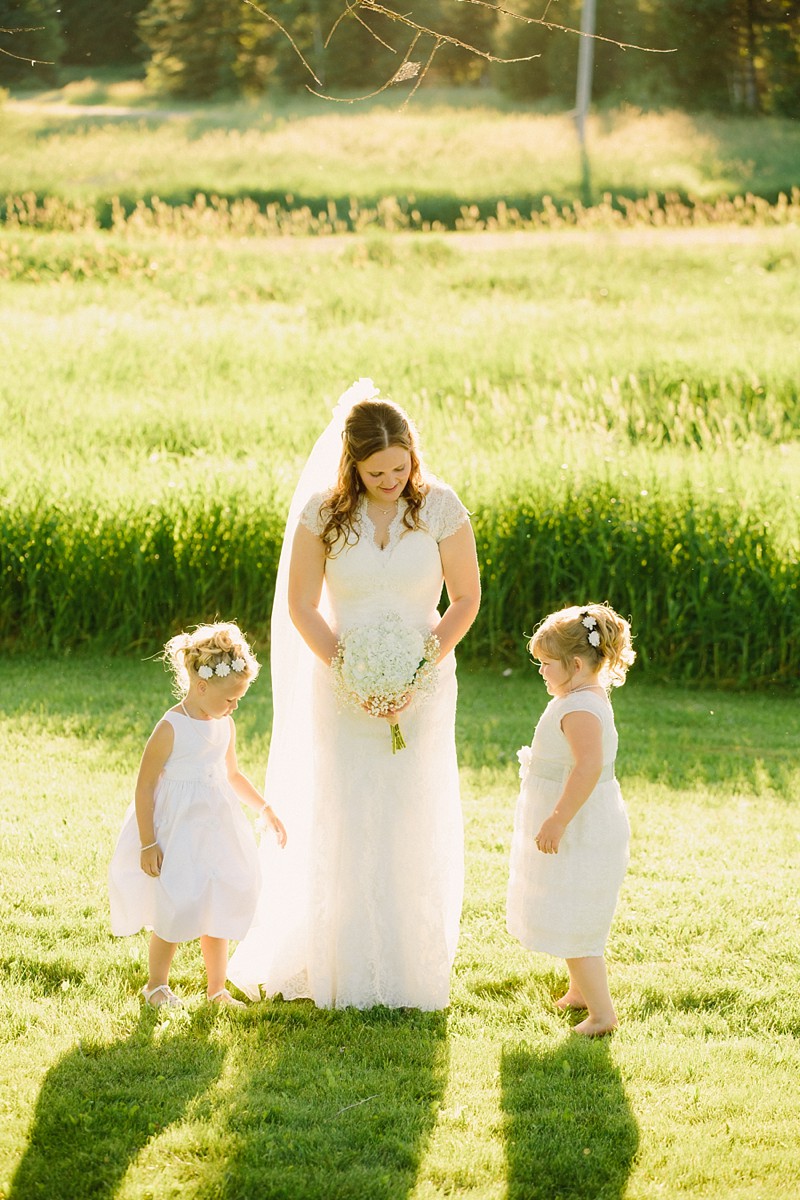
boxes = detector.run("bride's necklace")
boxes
[367,497,398,516]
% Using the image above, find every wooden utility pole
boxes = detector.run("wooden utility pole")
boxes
[574,0,596,205]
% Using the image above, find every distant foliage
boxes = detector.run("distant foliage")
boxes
[138,0,276,98]
[4,0,797,113]
[59,0,149,67]
[491,0,800,115]
[0,0,63,84]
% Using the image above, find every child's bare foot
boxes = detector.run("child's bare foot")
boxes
[555,990,587,1012]
[572,1014,618,1037]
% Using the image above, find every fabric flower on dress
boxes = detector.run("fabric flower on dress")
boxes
[516,745,532,782]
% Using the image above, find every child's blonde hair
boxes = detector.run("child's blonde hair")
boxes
[529,603,635,688]
[161,621,260,697]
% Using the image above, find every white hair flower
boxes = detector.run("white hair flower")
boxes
[214,661,231,677]
[230,657,246,673]
[582,615,598,629]
[198,665,214,679]
[588,630,601,647]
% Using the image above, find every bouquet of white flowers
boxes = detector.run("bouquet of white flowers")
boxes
[331,614,440,753]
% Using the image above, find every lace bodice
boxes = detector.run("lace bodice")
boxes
[299,481,470,635]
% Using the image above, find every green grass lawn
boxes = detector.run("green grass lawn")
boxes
[1,658,798,1199]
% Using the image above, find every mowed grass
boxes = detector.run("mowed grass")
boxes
[3,86,800,211]
[1,658,798,1199]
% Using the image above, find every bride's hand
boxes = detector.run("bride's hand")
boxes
[381,694,412,720]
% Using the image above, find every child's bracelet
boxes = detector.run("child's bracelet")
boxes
[140,841,158,851]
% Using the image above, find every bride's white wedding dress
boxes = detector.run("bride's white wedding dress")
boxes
[229,481,470,1010]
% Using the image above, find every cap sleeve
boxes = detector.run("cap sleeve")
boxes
[555,692,610,727]
[422,481,470,543]
[298,491,329,538]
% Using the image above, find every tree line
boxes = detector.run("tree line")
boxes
[1,0,798,114]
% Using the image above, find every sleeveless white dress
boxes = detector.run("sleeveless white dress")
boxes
[108,710,260,943]
[506,691,630,959]
[229,481,470,1009]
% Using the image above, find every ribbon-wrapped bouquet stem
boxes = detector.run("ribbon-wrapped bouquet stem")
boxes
[331,614,440,752]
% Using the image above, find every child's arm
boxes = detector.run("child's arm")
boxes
[535,711,603,855]
[135,720,174,877]
[225,720,287,847]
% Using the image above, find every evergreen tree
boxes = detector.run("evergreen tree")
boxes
[138,0,279,98]
[0,0,63,84]
[139,0,251,98]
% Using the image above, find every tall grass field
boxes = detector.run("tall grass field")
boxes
[1,659,799,1200]
[2,221,798,681]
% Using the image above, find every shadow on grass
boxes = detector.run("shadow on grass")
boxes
[218,1002,448,1200]
[501,1035,639,1200]
[9,1009,226,1200]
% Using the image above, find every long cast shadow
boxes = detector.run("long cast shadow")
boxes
[219,1003,448,1200]
[501,1035,639,1200]
[10,1010,226,1200]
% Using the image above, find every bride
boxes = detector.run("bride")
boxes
[229,380,480,1009]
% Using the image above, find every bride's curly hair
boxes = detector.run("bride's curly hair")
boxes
[319,399,428,556]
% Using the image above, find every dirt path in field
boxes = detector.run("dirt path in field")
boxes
[6,99,194,119]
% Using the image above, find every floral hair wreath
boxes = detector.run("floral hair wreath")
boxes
[581,612,602,649]
[197,656,246,680]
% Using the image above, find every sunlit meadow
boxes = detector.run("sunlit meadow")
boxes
[1,88,799,1199]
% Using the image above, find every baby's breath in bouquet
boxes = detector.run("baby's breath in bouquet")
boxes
[331,614,440,753]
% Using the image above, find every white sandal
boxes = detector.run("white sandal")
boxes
[142,983,183,1009]
[208,988,247,1009]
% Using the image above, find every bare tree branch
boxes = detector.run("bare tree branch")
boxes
[386,0,676,56]
[0,25,55,65]
[357,1,542,63]
[307,30,425,103]
[245,0,675,104]
[241,0,322,85]
[325,0,398,55]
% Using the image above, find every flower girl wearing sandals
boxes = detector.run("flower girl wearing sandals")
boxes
[109,622,286,1010]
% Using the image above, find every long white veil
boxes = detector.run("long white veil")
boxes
[229,378,379,1000]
